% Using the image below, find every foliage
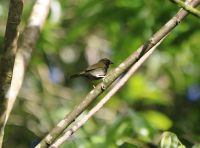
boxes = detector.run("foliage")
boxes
[0,0,200,148]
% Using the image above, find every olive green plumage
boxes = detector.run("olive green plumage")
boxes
[69,58,113,81]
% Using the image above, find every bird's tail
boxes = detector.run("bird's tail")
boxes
[69,71,84,80]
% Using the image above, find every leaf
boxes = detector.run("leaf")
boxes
[141,110,173,130]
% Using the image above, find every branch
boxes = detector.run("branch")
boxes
[50,33,168,148]
[0,0,24,146]
[169,0,200,18]
[36,0,200,147]
[5,0,52,137]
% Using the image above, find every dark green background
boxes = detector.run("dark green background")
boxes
[0,0,200,147]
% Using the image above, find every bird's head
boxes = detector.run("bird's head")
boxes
[98,58,114,67]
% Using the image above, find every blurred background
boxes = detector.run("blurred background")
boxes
[0,0,200,148]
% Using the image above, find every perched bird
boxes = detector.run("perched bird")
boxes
[69,58,113,81]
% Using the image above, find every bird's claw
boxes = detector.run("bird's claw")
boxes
[103,74,110,81]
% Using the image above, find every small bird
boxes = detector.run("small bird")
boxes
[69,58,113,82]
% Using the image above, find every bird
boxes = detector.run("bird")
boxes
[69,58,113,82]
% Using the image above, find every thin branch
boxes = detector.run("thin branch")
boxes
[6,0,52,132]
[169,0,200,18]
[50,33,169,148]
[0,0,24,146]
[36,0,200,147]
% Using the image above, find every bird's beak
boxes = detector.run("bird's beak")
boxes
[109,61,114,67]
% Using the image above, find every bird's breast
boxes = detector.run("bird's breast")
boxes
[85,68,107,80]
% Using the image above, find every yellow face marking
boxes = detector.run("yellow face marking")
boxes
[102,58,113,67]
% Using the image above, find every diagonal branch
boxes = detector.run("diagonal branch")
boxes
[8,0,52,117]
[50,33,169,148]
[7,0,52,121]
[0,0,52,146]
[0,0,24,147]
[36,0,200,147]
[169,0,200,18]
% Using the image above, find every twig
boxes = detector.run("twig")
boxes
[0,0,24,146]
[169,0,200,18]
[50,33,168,148]
[36,0,200,147]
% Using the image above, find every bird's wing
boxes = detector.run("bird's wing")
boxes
[84,62,105,71]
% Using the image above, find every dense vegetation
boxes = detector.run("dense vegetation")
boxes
[0,0,200,148]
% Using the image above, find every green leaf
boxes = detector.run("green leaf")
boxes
[141,111,173,130]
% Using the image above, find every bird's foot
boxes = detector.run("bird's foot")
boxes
[93,85,96,88]
[102,74,110,81]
